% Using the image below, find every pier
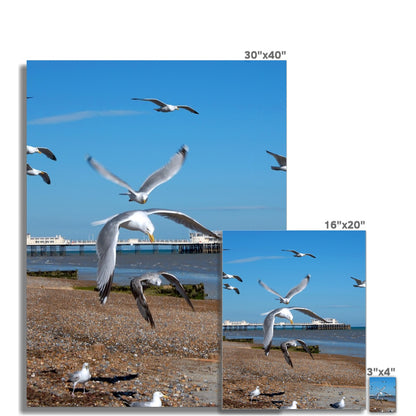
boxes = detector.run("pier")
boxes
[222,320,351,331]
[26,233,222,256]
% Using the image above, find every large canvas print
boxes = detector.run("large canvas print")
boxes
[25,60,286,407]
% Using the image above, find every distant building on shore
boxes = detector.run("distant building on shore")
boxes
[26,234,70,245]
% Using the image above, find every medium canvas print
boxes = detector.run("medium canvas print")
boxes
[222,230,366,410]
[25,60,286,407]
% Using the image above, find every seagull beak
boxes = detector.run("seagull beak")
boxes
[147,233,155,243]
[290,319,294,324]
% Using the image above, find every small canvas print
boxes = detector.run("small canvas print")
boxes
[222,230,366,410]
[25,60,286,407]
[369,377,396,413]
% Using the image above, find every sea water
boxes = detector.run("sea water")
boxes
[26,249,221,299]
[223,327,366,357]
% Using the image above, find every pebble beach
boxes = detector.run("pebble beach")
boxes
[222,340,366,410]
[26,275,220,407]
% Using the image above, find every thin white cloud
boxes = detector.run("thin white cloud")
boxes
[28,110,144,125]
[226,255,284,264]
[191,205,279,211]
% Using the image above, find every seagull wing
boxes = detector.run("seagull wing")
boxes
[40,171,51,184]
[289,307,329,322]
[350,276,362,285]
[234,287,240,294]
[177,105,199,114]
[282,249,299,255]
[266,150,286,166]
[37,147,57,161]
[146,209,219,239]
[263,308,284,355]
[138,145,188,194]
[130,275,155,327]
[296,339,314,360]
[233,274,243,282]
[285,275,310,301]
[87,155,135,194]
[305,253,316,258]
[280,341,294,367]
[96,211,135,304]
[258,279,285,302]
[133,98,167,107]
[160,272,194,311]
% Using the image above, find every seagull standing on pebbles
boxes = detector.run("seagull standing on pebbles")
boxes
[249,386,260,402]
[129,391,168,407]
[330,396,346,408]
[68,363,91,396]
[281,401,298,409]
[132,98,199,114]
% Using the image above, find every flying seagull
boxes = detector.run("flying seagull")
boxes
[281,401,299,409]
[263,307,328,355]
[26,164,51,184]
[282,249,316,258]
[266,150,286,171]
[93,209,219,304]
[223,283,240,294]
[330,396,345,408]
[351,277,366,288]
[130,272,194,328]
[67,363,91,396]
[249,386,260,402]
[258,274,310,304]
[27,145,57,161]
[86,145,188,204]
[129,391,168,407]
[132,98,199,114]
[223,272,243,282]
[280,339,314,368]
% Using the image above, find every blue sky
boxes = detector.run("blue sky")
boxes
[26,61,286,240]
[222,230,366,326]
[369,377,396,397]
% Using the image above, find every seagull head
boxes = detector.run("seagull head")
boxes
[154,391,167,399]
[83,363,89,369]
[278,308,294,324]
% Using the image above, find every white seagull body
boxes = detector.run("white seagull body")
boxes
[87,145,188,204]
[130,272,194,328]
[263,307,328,355]
[93,209,219,304]
[280,339,314,368]
[258,274,310,304]
[223,283,240,294]
[282,249,316,258]
[26,163,51,184]
[132,98,199,114]
[223,272,243,282]
[130,391,168,407]
[330,396,345,408]
[351,277,366,288]
[266,150,286,171]
[68,362,91,396]
[249,386,260,401]
[281,401,298,409]
[27,145,57,161]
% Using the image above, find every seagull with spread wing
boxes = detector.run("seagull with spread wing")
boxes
[87,145,188,204]
[258,274,310,304]
[350,277,366,288]
[280,339,314,368]
[282,249,316,258]
[26,164,51,184]
[130,272,194,328]
[223,283,240,294]
[93,209,219,304]
[223,272,243,282]
[27,145,57,161]
[132,98,199,114]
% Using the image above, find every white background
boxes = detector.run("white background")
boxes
[2,1,415,414]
